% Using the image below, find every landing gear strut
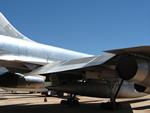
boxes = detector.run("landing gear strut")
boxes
[60,94,79,106]
[100,80,124,109]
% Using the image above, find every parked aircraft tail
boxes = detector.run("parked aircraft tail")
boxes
[0,12,32,41]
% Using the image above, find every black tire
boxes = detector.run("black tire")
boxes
[60,100,68,105]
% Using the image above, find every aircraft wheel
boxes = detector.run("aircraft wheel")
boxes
[60,100,68,105]
[71,99,79,105]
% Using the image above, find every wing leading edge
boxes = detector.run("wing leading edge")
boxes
[105,46,150,57]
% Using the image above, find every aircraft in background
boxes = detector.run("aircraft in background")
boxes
[0,12,149,109]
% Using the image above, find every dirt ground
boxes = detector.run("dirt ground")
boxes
[0,91,149,113]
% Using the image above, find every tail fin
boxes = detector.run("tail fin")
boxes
[0,12,32,41]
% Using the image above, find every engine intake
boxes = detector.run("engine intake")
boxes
[116,56,150,88]
[0,72,24,87]
[0,72,44,88]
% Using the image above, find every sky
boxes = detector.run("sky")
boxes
[0,0,150,55]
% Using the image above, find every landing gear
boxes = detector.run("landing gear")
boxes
[100,80,124,110]
[60,94,79,106]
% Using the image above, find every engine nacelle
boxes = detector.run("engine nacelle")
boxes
[116,56,150,88]
[0,72,44,89]
[48,80,147,98]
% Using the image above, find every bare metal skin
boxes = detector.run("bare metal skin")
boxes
[0,12,149,99]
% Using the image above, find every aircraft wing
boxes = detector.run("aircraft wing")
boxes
[30,53,115,75]
[32,46,150,91]
[105,46,150,57]
[35,46,150,75]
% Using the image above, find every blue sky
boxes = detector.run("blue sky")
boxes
[0,0,150,55]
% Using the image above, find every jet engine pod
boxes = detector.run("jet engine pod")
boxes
[116,56,150,87]
[0,72,25,87]
[0,72,44,88]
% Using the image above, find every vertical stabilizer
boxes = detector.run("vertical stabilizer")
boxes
[0,12,32,41]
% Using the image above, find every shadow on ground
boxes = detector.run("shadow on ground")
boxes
[0,102,133,113]
[0,97,149,113]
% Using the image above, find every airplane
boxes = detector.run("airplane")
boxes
[0,12,149,109]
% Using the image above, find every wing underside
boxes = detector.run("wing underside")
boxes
[0,55,47,73]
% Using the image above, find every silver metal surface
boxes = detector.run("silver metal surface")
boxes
[0,12,149,98]
[132,58,150,87]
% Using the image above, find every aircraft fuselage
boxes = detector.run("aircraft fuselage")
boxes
[0,35,92,65]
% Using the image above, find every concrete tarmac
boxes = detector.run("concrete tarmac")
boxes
[0,92,149,113]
